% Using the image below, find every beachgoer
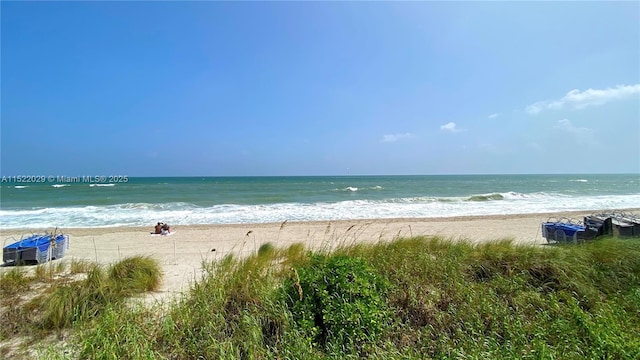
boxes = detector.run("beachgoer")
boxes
[161,223,171,235]
[154,222,163,234]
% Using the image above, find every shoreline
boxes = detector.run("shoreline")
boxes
[3,208,637,235]
[2,208,638,301]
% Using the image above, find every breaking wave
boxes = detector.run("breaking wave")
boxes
[1,192,639,229]
[467,193,504,201]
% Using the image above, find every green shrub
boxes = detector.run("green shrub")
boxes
[284,254,390,356]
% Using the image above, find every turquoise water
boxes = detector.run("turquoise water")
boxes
[0,174,638,228]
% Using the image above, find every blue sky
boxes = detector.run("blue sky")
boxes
[1,1,638,176]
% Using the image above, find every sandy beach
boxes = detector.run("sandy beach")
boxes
[1,209,636,301]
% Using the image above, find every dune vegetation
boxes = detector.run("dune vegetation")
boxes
[1,237,639,359]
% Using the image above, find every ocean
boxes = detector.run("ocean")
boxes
[0,174,638,229]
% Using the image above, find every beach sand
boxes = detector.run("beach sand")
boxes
[2,209,636,302]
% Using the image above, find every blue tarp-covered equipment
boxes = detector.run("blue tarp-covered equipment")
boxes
[3,232,70,265]
[542,211,639,244]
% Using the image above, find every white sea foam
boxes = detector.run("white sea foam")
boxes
[89,183,116,187]
[502,191,529,199]
[52,184,68,188]
[1,193,639,229]
[14,186,28,189]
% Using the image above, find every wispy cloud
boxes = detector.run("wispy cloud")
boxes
[526,84,640,114]
[440,122,463,133]
[553,119,595,144]
[381,132,414,143]
[488,113,499,119]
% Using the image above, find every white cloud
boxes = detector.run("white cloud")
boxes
[488,113,499,119]
[525,102,546,115]
[526,84,640,114]
[440,122,463,132]
[553,119,596,144]
[381,132,414,143]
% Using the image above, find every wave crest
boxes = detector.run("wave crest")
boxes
[467,193,504,202]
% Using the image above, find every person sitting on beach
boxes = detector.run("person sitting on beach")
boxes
[154,222,163,234]
[161,223,171,235]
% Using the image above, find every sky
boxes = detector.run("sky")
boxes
[1,1,639,176]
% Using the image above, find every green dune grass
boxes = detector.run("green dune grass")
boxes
[3,237,639,359]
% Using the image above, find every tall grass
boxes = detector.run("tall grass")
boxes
[109,256,162,295]
[0,267,31,297]
[0,255,163,347]
[5,237,640,359]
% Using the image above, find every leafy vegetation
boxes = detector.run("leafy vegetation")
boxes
[2,237,639,359]
[284,254,390,356]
